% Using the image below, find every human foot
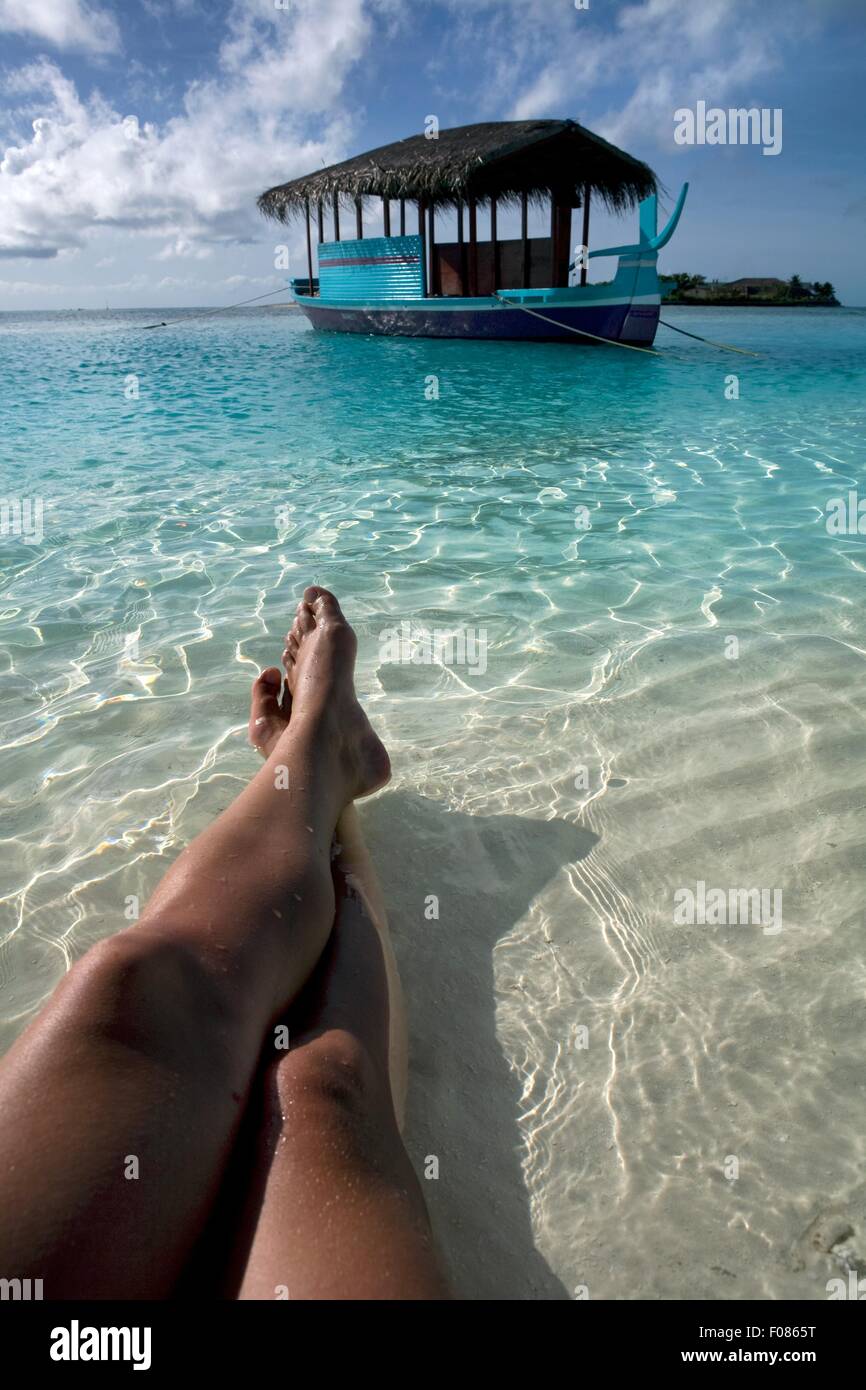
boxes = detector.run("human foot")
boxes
[282,587,390,799]
[249,587,390,798]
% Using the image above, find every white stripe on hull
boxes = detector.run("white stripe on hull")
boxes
[298,293,661,313]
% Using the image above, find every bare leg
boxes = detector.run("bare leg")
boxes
[335,802,408,1129]
[0,587,389,1298]
[234,860,450,1300]
[175,804,418,1297]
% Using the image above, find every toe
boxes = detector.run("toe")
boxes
[253,665,282,706]
[295,600,316,635]
[249,667,286,752]
[288,615,304,645]
[303,585,344,623]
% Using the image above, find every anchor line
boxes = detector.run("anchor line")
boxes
[658,318,762,357]
[492,293,660,355]
[141,285,296,329]
[491,293,758,359]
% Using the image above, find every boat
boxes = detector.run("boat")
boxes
[259,120,688,347]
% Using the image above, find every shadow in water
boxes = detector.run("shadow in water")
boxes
[360,790,598,1300]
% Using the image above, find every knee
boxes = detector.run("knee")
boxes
[268,1028,383,1121]
[68,928,208,1007]
[60,928,240,1065]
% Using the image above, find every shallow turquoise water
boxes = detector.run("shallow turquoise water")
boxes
[1,305,865,1298]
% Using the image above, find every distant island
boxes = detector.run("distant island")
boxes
[660,274,840,306]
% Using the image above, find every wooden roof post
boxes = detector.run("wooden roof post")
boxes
[383,197,391,237]
[399,199,406,235]
[457,200,467,296]
[355,197,363,239]
[332,192,341,242]
[304,197,314,295]
[316,199,324,243]
[580,183,591,286]
[520,192,529,287]
[468,197,478,297]
[551,193,571,287]
[428,201,439,296]
[418,197,428,296]
[490,195,499,291]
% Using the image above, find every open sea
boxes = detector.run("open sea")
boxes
[1,304,864,1299]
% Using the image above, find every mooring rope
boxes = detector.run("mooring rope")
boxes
[492,293,660,354]
[658,317,761,357]
[142,285,295,330]
[492,292,758,358]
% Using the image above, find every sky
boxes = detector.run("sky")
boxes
[0,0,864,309]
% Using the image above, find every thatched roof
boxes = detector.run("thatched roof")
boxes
[258,120,657,222]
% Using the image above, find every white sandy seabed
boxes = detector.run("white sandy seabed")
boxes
[3,589,863,1301]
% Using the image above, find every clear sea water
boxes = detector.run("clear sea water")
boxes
[1,304,865,1299]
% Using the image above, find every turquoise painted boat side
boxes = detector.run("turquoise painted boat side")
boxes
[298,251,659,313]
[639,191,658,246]
[317,234,424,302]
[650,183,689,251]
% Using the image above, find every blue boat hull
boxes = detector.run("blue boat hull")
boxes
[294,296,660,345]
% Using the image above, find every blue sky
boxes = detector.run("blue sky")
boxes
[1,0,864,308]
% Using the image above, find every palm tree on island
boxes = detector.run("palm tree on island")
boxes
[661,272,839,306]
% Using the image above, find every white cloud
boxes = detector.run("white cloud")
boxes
[0,271,149,296]
[596,0,781,149]
[0,269,275,296]
[154,238,214,261]
[0,0,120,54]
[0,0,375,262]
[220,0,372,114]
[441,0,786,152]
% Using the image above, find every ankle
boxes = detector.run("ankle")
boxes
[277,705,342,762]
[265,715,356,809]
